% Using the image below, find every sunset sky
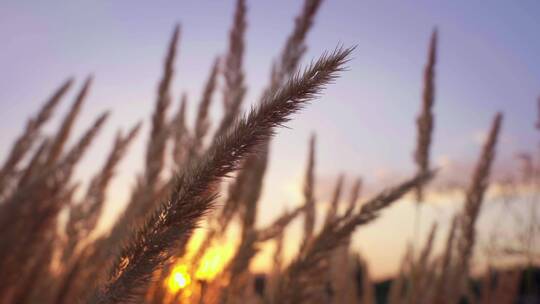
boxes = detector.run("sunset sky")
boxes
[1,0,539,279]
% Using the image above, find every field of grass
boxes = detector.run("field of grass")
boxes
[0,0,537,303]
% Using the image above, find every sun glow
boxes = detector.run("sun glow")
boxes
[166,264,191,293]
[195,243,235,281]
[165,228,239,296]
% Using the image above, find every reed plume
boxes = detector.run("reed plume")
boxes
[0,111,108,302]
[58,112,110,180]
[271,0,324,87]
[147,23,179,172]
[91,47,353,304]
[215,0,247,138]
[216,1,327,295]
[191,0,248,262]
[343,177,362,218]
[65,122,141,260]
[0,78,72,198]
[433,215,458,304]
[146,24,179,185]
[220,142,269,303]
[46,77,92,166]
[300,134,317,253]
[265,228,285,304]
[388,244,413,304]
[452,113,503,301]
[11,235,57,304]
[0,111,109,232]
[17,137,51,188]
[172,94,189,169]
[217,0,326,279]
[275,170,434,304]
[324,174,345,226]
[257,204,305,242]
[414,29,437,202]
[191,144,267,275]
[190,58,220,160]
[410,222,438,304]
[0,2,528,303]
[355,254,375,304]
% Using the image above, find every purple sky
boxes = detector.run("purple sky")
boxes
[1,0,539,278]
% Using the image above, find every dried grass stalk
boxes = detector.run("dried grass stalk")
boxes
[11,235,56,304]
[190,58,220,160]
[324,174,344,226]
[414,29,437,202]
[1,111,109,224]
[239,142,269,239]
[388,245,413,304]
[453,113,503,300]
[145,24,179,186]
[265,228,285,304]
[191,157,255,270]
[328,247,365,304]
[65,122,141,260]
[194,145,270,280]
[215,0,247,138]
[91,47,353,304]
[224,0,326,268]
[172,94,189,169]
[0,78,72,197]
[257,204,304,242]
[221,143,270,303]
[355,254,375,304]
[271,0,324,87]
[487,270,521,304]
[343,177,362,218]
[275,170,434,304]
[0,112,108,299]
[20,110,108,230]
[433,215,458,304]
[58,112,110,180]
[300,134,316,253]
[191,0,248,267]
[17,137,51,188]
[46,77,92,166]
[411,222,438,304]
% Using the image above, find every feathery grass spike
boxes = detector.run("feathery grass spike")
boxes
[0,78,72,196]
[216,0,247,137]
[414,29,437,202]
[452,113,502,301]
[300,134,316,253]
[46,76,92,166]
[92,46,353,304]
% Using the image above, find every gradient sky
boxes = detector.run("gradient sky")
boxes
[1,0,539,279]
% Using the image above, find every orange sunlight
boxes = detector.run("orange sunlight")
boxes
[165,228,238,296]
[166,264,191,293]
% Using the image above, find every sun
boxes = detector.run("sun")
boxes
[166,264,191,293]
[163,229,238,297]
